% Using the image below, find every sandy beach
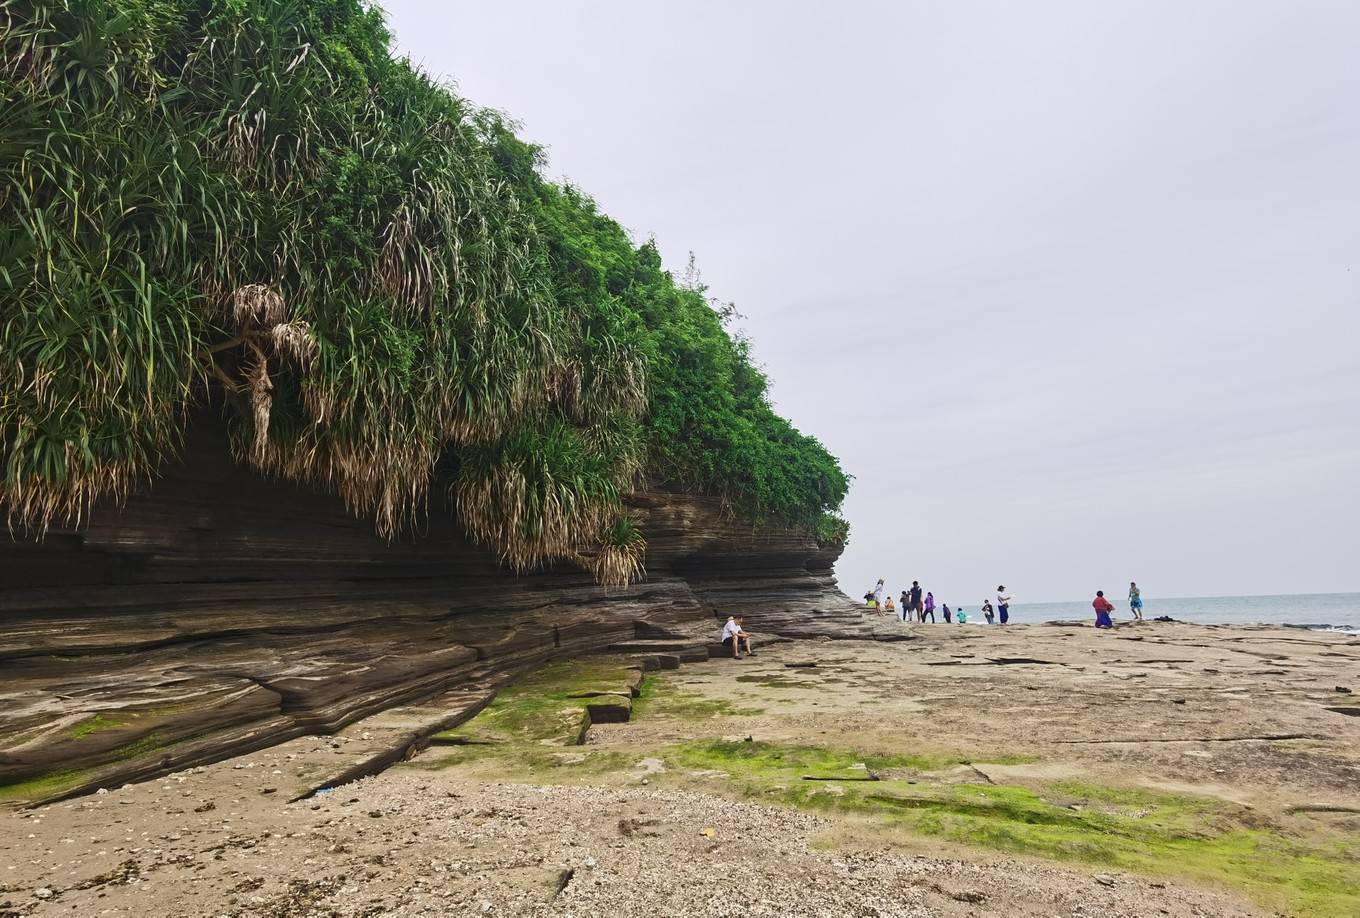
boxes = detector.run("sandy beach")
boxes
[2,620,1357,917]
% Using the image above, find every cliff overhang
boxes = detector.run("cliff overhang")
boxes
[0,419,889,805]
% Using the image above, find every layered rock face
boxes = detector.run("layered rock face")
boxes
[1,419,887,802]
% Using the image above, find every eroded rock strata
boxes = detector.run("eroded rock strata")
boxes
[0,419,888,803]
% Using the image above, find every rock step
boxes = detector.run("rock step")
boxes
[289,665,527,800]
[632,654,681,671]
[426,657,648,750]
[606,640,709,662]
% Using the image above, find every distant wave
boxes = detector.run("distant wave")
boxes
[1284,623,1360,636]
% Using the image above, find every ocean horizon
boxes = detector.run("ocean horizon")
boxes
[997,591,1358,634]
[843,590,1360,635]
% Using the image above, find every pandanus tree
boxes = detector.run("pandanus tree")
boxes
[1,0,849,587]
[0,0,648,582]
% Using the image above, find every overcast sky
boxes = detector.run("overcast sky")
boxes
[383,1,1360,603]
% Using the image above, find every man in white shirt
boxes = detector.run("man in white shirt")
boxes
[721,615,755,659]
[996,586,1012,625]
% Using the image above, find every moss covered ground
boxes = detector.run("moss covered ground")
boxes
[629,676,764,719]
[657,740,1360,917]
[67,713,125,739]
[430,659,641,747]
[417,661,1360,917]
[0,732,168,805]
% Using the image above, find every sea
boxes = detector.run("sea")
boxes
[1004,592,1360,635]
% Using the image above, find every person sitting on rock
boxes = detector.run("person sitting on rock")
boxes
[883,596,896,616]
[722,615,755,658]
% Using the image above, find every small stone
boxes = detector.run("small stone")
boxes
[369,810,384,818]
[1093,873,1117,887]
[1336,686,1353,693]
[35,887,54,899]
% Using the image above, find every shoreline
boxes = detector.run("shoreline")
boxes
[845,591,1360,635]
[852,613,1360,635]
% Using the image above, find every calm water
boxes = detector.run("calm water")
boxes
[1006,592,1360,634]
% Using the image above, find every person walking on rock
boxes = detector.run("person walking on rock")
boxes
[899,590,910,622]
[1129,581,1144,621]
[909,581,923,621]
[922,591,936,623]
[996,586,1012,625]
[1092,591,1115,629]
[941,602,952,624]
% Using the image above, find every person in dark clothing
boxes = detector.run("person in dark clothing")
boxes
[909,581,923,620]
[941,603,952,624]
[899,590,910,622]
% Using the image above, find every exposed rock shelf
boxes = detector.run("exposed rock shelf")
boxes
[0,418,884,805]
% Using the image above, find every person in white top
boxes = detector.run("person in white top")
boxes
[721,615,755,659]
[996,586,1013,625]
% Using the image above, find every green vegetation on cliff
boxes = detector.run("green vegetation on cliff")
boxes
[0,0,848,581]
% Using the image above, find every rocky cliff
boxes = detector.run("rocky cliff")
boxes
[0,418,891,805]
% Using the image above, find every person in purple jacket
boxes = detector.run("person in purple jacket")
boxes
[922,591,936,623]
